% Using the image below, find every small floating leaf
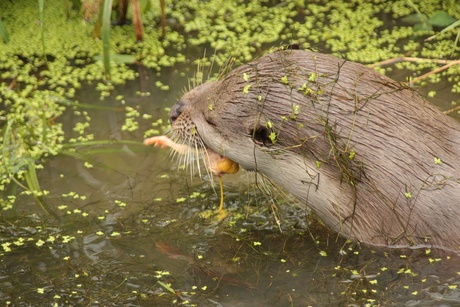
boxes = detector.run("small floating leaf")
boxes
[269,132,277,144]
[348,151,355,159]
[157,281,176,294]
[404,192,413,198]
[280,75,289,84]
[292,105,300,115]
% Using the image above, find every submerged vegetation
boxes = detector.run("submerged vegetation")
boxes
[0,0,460,305]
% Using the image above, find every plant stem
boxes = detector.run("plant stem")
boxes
[102,0,113,77]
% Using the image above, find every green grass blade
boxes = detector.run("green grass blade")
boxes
[2,119,29,190]
[406,0,427,22]
[24,161,57,218]
[42,110,47,144]
[157,281,176,294]
[75,147,151,155]
[3,119,56,217]
[61,140,143,147]
[0,18,9,43]
[102,0,113,77]
[454,29,460,52]
[52,96,123,110]
[38,0,49,68]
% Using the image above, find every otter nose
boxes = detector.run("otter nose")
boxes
[169,102,183,124]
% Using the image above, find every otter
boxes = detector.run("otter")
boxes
[167,49,460,254]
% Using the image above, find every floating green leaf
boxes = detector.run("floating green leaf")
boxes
[269,132,277,144]
[413,22,432,32]
[429,11,456,27]
[157,281,176,294]
[401,13,425,24]
[243,84,252,94]
[280,75,289,84]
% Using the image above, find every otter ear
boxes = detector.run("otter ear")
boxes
[250,125,275,147]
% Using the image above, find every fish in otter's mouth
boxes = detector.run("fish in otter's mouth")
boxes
[143,135,239,177]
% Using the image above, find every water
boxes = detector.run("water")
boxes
[1,60,460,306]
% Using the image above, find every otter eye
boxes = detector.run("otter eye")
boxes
[250,126,274,147]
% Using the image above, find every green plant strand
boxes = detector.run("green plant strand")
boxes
[23,161,55,217]
[38,0,49,68]
[61,140,143,147]
[0,18,9,43]
[102,0,113,77]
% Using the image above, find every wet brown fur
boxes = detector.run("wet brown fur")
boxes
[171,49,460,254]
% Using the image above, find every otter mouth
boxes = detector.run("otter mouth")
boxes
[143,135,239,177]
[202,146,239,177]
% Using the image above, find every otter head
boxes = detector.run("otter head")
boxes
[169,53,315,174]
[169,50,357,231]
[169,77,270,172]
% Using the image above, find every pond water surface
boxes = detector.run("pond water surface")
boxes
[2,58,460,307]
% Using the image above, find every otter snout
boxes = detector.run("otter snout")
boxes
[170,81,218,124]
[169,101,184,124]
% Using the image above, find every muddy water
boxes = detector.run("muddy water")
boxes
[2,62,460,306]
